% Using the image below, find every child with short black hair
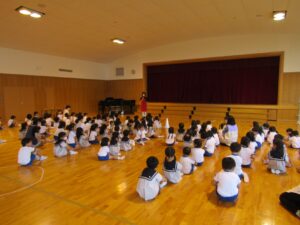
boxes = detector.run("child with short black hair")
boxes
[228,142,249,182]
[66,124,77,148]
[89,124,99,144]
[166,127,176,146]
[240,136,255,168]
[153,116,162,130]
[54,121,66,141]
[214,157,241,202]
[285,128,293,142]
[18,138,47,166]
[19,122,27,140]
[192,139,205,166]
[211,127,220,146]
[252,127,263,149]
[262,123,270,138]
[136,156,167,201]
[163,147,183,184]
[267,126,277,144]
[135,124,149,145]
[8,115,16,128]
[176,123,185,142]
[246,131,258,152]
[183,131,193,147]
[180,147,197,175]
[289,130,300,149]
[120,130,134,151]
[97,137,110,161]
[109,132,125,160]
[204,131,216,157]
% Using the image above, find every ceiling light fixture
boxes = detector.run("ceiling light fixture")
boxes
[273,11,287,21]
[15,6,45,19]
[112,38,125,45]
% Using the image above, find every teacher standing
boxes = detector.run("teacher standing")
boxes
[140,92,147,117]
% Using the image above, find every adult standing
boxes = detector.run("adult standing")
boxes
[140,92,147,118]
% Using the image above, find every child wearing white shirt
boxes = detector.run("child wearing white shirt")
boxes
[289,130,300,149]
[135,125,149,145]
[252,127,263,149]
[120,130,134,151]
[192,139,205,166]
[183,132,193,148]
[262,123,270,139]
[137,156,167,201]
[18,138,47,166]
[163,147,183,184]
[204,131,216,157]
[8,115,16,128]
[54,121,66,141]
[246,131,258,152]
[176,123,185,142]
[109,132,125,160]
[66,124,77,148]
[180,147,197,175]
[89,124,99,144]
[98,137,110,160]
[166,127,176,146]
[267,126,277,144]
[76,127,90,148]
[211,127,220,146]
[228,142,249,182]
[240,137,255,168]
[214,157,241,202]
[153,116,162,130]
[54,132,77,157]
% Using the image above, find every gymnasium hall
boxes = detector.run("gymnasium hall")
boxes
[0,1,299,225]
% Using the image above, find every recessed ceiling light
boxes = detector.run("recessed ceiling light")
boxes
[19,9,31,15]
[15,6,45,19]
[273,11,287,21]
[112,38,125,45]
[30,12,42,18]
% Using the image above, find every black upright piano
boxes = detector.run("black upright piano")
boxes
[99,98,136,114]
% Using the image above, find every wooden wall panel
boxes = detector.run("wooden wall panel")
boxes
[281,72,300,105]
[105,79,145,103]
[0,74,106,121]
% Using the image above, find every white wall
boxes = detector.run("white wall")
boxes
[108,34,300,80]
[0,47,108,80]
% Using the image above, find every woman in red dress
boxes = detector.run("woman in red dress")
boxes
[140,92,147,117]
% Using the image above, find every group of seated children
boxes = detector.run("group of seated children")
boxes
[17,108,165,165]
[137,120,299,202]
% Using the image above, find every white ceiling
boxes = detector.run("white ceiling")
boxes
[0,0,298,62]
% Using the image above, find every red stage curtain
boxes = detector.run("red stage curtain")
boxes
[147,56,279,104]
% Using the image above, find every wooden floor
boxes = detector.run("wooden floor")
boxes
[0,118,299,225]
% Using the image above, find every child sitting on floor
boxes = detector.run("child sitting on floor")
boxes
[163,147,183,184]
[136,156,167,201]
[54,132,78,157]
[228,142,249,182]
[18,138,47,166]
[192,139,205,166]
[265,139,289,174]
[120,130,134,151]
[204,131,216,157]
[166,127,176,146]
[289,130,300,149]
[176,123,185,142]
[180,147,197,175]
[8,115,16,128]
[240,136,255,168]
[214,157,241,203]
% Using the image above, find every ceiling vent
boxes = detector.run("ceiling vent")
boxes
[116,67,124,76]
